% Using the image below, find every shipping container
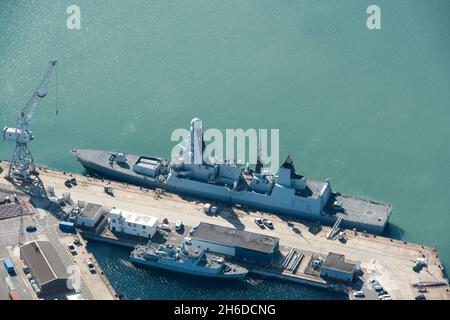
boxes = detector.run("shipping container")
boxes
[59,221,75,233]
[9,290,20,300]
[3,258,15,275]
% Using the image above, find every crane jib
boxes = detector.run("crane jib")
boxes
[4,59,58,181]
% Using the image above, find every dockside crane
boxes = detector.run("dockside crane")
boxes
[3,60,58,181]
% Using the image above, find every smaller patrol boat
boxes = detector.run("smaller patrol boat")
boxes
[130,242,248,279]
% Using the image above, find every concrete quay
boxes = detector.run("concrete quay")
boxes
[1,161,449,300]
[0,167,118,300]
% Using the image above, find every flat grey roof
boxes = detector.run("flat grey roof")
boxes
[322,252,355,273]
[334,195,392,227]
[193,222,279,254]
[80,203,103,219]
[20,241,68,285]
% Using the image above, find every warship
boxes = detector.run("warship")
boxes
[130,242,248,279]
[72,118,392,234]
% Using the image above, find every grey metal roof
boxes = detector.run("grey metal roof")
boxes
[20,241,68,285]
[80,203,103,219]
[322,252,356,273]
[193,222,279,254]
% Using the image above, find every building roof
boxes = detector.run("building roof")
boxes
[80,203,103,219]
[193,222,279,254]
[322,252,356,273]
[110,208,159,228]
[20,241,68,285]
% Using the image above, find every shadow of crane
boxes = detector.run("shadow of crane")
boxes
[5,172,48,199]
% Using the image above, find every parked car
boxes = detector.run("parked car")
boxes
[378,290,388,296]
[210,206,218,214]
[64,179,73,188]
[367,278,376,285]
[203,203,211,213]
[159,224,171,232]
[374,285,383,292]
[26,225,37,232]
[86,261,96,273]
[175,220,184,232]
[22,266,29,275]
[67,244,77,255]
[104,186,113,196]
[415,294,426,300]
[263,219,274,229]
[353,291,365,298]
[254,218,265,228]
[189,225,198,235]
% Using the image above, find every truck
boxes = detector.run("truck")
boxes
[3,259,15,275]
[59,221,75,233]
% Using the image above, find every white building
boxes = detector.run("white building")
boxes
[108,208,159,239]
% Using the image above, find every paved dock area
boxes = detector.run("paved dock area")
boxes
[0,180,117,300]
[1,162,449,300]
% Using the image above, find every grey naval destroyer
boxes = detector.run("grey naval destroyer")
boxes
[130,242,248,279]
[72,118,392,234]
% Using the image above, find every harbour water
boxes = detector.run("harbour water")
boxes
[86,241,344,300]
[1,0,449,299]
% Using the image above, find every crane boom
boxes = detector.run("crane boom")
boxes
[18,60,57,129]
[3,60,58,181]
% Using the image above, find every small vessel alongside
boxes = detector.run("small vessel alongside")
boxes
[130,242,248,279]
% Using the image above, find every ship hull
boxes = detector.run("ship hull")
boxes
[130,257,247,279]
[73,149,391,235]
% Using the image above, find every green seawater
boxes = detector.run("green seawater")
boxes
[1,0,449,299]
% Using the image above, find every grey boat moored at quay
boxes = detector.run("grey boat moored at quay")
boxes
[130,242,248,279]
[72,118,392,235]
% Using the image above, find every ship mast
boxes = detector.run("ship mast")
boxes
[255,129,263,173]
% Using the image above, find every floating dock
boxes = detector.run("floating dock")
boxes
[0,161,449,300]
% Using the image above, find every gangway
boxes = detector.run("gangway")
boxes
[282,249,295,269]
[288,253,304,273]
[326,216,343,239]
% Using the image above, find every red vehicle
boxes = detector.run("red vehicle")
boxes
[9,290,20,300]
